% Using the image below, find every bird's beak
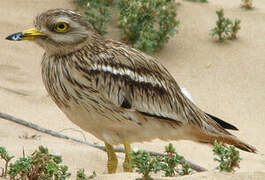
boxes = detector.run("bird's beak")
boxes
[6,28,47,41]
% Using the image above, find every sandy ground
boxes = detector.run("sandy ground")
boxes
[0,0,264,179]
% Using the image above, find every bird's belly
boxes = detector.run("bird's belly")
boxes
[60,101,189,145]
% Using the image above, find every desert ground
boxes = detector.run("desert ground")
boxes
[0,0,264,179]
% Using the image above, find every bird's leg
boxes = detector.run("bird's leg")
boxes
[104,142,118,174]
[123,140,132,172]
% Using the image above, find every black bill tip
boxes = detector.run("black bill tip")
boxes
[6,32,24,41]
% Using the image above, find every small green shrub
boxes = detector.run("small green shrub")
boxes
[180,163,192,176]
[159,143,191,177]
[230,19,241,40]
[117,0,179,52]
[213,141,241,172]
[76,169,96,180]
[75,0,179,52]
[7,146,71,180]
[241,0,253,9]
[130,143,191,180]
[1,146,98,179]
[74,0,111,34]
[211,9,241,41]
[0,147,14,177]
[76,169,87,180]
[130,150,162,180]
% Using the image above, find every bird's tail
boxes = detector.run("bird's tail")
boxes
[194,130,257,153]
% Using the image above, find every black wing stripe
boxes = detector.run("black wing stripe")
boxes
[138,110,182,126]
[206,113,239,131]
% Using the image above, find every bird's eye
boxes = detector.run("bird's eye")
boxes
[54,22,69,33]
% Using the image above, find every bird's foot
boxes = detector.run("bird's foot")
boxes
[105,142,118,173]
[123,140,132,172]
[123,157,132,172]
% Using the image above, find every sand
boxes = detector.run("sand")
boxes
[0,0,264,179]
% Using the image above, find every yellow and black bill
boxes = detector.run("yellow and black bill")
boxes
[6,28,47,41]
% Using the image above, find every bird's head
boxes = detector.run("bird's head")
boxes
[6,9,95,55]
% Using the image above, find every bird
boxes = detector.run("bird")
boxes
[6,9,256,173]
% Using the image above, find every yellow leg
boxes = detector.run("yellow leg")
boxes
[123,140,132,172]
[104,142,118,174]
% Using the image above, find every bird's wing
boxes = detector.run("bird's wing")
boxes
[88,42,189,124]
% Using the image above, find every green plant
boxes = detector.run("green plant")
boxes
[130,150,162,180]
[211,9,241,41]
[74,0,111,34]
[241,0,253,9]
[117,0,179,52]
[76,169,86,180]
[180,163,192,176]
[130,143,191,179]
[0,147,14,177]
[159,143,191,177]
[76,169,96,180]
[7,146,71,180]
[213,140,241,172]
[74,0,179,52]
[230,19,241,40]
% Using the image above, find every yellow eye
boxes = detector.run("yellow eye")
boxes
[55,22,69,32]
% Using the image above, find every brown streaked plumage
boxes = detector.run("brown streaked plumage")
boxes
[6,9,256,173]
